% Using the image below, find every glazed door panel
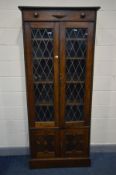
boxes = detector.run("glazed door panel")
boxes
[24,22,59,128]
[60,22,94,128]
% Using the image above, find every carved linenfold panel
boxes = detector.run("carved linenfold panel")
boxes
[65,134,84,152]
[31,130,58,158]
[36,135,55,153]
[62,129,89,157]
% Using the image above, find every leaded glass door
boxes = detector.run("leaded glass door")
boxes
[60,22,94,128]
[26,22,59,128]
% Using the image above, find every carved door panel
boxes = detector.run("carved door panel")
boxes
[30,129,60,158]
[60,128,89,157]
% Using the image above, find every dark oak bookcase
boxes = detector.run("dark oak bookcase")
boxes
[19,6,100,168]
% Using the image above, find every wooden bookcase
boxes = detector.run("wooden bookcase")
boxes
[19,6,100,168]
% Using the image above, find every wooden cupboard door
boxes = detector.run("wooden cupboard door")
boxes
[30,129,60,158]
[23,22,59,128]
[60,128,89,157]
[59,22,94,128]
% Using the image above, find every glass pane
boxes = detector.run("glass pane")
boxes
[65,28,88,121]
[35,106,54,121]
[33,59,53,81]
[31,28,54,122]
[66,59,86,81]
[66,83,85,103]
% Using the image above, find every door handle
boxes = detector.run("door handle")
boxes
[52,14,66,19]
[55,55,58,60]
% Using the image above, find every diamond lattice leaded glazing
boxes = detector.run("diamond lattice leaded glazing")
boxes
[66,59,86,81]
[66,83,85,103]
[31,28,54,122]
[65,28,88,121]
[34,84,53,104]
[33,59,53,81]
[65,105,84,121]
[35,106,54,121]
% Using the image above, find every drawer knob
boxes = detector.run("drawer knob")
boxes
[80,12,86,18]
[33,12,39,18]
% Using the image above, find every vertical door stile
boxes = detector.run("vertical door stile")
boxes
[59,22,66,128]
[59,22,65,156]
[53,23,60,127]
[23,22,36,128]
[83,22,95,126]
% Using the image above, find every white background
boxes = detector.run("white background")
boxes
[0,0,116,148]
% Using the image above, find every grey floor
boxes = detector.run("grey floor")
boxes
[0,153,116,175]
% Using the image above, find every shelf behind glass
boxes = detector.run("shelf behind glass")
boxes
[35,100,53,106]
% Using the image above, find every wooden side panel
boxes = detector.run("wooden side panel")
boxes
[83,22,95,126]
[23,22,35,128]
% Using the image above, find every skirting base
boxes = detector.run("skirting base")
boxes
[29,157,91,169]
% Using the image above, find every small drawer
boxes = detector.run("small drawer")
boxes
[23,10,96,21]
